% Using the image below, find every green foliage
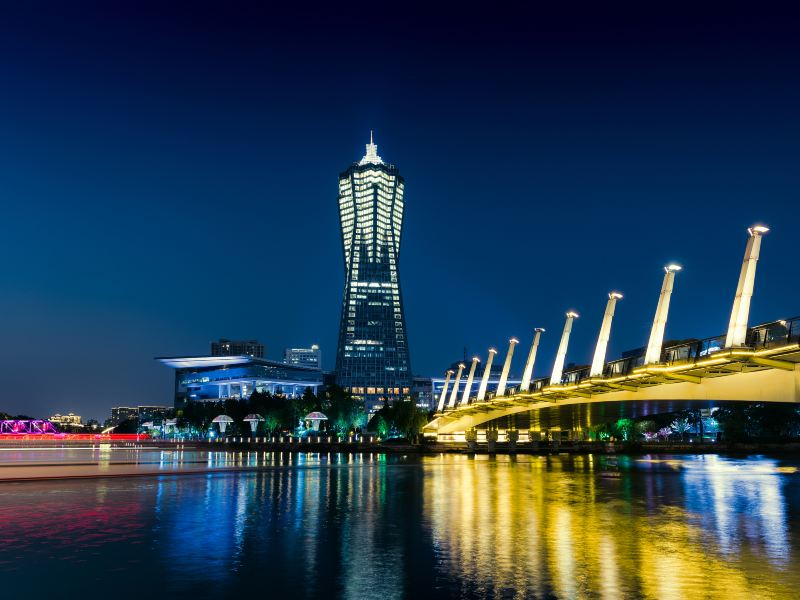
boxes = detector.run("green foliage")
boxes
[175,386,368,438]
[320,385,366,435]
[367,400,429,441]
[372,415,389,438]
[613,419,635,441]
[587,423,610,441]
[715,403,800,441]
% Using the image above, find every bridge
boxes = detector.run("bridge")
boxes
[424,225,800,443]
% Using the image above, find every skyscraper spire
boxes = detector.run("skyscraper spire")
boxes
[359,130,383,165]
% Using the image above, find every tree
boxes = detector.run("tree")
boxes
[670,418,691,441]
[115,419,138,434]
[635,420,657,439]
[367,400,428,440]
[263,413,280,434]
[389,400,428,441]
[372,415,389,438]
[323,386,366,435]
[613,419,635,441]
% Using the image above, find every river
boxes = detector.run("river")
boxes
[0,449,798,599]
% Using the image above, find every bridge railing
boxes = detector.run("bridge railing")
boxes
[604,355,644,377]
[748,316,800,350]
[561,366,590,385]
[664,335,726,364]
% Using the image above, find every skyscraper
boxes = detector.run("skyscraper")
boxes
[335,134,412,412]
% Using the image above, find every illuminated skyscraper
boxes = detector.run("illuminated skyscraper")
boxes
[335,134,412,412]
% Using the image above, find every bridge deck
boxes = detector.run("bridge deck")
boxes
[425,342,800,437]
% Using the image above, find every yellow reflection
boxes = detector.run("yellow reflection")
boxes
[424,455,797,599]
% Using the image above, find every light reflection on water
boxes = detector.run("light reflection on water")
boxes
[0,452,798,599]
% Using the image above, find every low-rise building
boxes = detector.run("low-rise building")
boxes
[284,345,321,369]
[49,413,83,428]
[156,355,324,408]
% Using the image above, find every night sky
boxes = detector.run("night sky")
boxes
[1,2,798,420]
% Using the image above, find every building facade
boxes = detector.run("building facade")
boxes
[109,406,138,426]
[284,345,321,369]
[108,406,170,426]
[157,355,323,408]
[335,135,412,412]
[211,339,264,358]
[49,413,83,427]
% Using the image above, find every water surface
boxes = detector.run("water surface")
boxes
[0,451,798,599]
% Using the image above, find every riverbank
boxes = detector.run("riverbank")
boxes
[4,437,800,456]
[217,438,800,456]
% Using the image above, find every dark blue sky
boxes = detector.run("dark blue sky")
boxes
[1,2,798,419]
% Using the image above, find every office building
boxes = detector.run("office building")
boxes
[211,339,264,358]
[110,406,138,426]
[137,406,171,422]
[284,345,321,369]
[335,134,412,412]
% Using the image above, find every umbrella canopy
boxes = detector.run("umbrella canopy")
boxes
[211,414,234,434]
[243,414,264,422]
[304,412,328,421]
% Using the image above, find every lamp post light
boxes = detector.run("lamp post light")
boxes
[461,356,480,406]
[436,370,454,413]
[644,265,682,365]
[476,348,498,402]
[725,225,769,348]
[590,292,623,377]
[519,328,545,393]
[495,338,519,397]
[447,363,466,409]
[550,312,579,385]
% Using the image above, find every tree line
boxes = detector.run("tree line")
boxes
[163,386,431,439]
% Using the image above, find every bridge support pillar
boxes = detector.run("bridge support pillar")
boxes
[461,356,480,405]
[447,363,465,409]
[590,292,623,376]
[476,348,498,401]
[551,312,579,385]
[465,428,478,452]
[520,328,545,392]
[506,429,518,453]
[725,225,769,348]
[436,370,454,412]
[496,338,519,397]
[486,429,498,453]
[645,265,682,364]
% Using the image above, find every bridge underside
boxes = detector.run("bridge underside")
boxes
[425,344,800,440]
[458,398,727,433]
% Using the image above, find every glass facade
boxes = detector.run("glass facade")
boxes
[335,136,412,411]
[159,356,323,408]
